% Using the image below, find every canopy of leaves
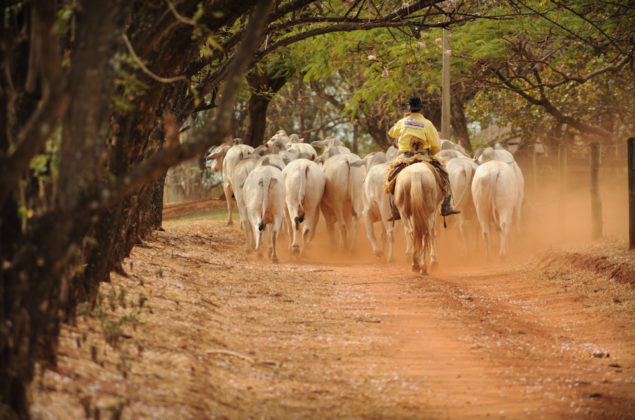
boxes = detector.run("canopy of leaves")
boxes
[264,0,633,150]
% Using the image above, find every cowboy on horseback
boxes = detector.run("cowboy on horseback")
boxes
[384,96,460,221]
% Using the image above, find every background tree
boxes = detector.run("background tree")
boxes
[457,0,634,152]
[264,0,632,155]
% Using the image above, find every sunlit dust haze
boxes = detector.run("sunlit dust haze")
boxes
[265,167,629,271]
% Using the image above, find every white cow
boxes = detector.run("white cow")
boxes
[445,156,479,251]
[286,142,317,161]
[471,160,523,259]
[358,151,387,171]
[441,139,469,155]
[386,145,400,162]
[314,145,351,164]
[312,137,351,164]
[437,149,468,162]
[475,146,525,229]
[205,144,231,173]
[320,153,366,251]
[231,158,258,251]
[257,154,287,171]
[243,165,286,262]
[311,135,345,149]
[282,159,325,255]
[221,144,254,225]
[362,162,396,262]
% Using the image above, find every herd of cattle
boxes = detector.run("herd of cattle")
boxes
[205,130,525,273]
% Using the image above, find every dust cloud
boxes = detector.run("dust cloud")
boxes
[269,169,629,271]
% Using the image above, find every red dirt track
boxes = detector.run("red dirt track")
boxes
[30,181,634,419]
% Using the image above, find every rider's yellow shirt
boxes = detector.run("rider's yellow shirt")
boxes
[388,112,441,155]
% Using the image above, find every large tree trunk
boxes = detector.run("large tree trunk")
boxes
[1,2,125,417]
[245,94,270,147]
[451,95,472,152]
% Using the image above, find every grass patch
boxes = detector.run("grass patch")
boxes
[172,208,238,222]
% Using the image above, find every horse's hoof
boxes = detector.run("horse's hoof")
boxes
[411,263,420,272]
[373,249,384,259]
[419,267,428,275]
[291,246,300,256]
[271,256,279,263]
[430,261,439,272]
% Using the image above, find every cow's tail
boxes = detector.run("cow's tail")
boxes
[296,165,308,223]
[491,169,501,230]
[258,174,272,231]
[346,159,359,218]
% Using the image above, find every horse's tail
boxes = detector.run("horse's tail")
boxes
[410,168,430,241]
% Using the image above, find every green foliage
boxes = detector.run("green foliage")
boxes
[458,0,634,142]
[112,53,150,112]
[3,2,24,27]
[267,0,633,148]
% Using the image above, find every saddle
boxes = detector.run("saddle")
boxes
[383,151,449,197]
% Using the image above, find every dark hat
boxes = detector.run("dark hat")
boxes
[408,96,423,112]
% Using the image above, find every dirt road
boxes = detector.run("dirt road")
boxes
[30,204,634,419]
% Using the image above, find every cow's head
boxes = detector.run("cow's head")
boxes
[205,144,231,172]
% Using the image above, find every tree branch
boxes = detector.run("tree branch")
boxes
[100,0,275,209]
[510,0,599,50]
[164,0,196,26]
[0,0,69,207]
[551,0,626,54]
[122,33,188,83]
[493,69,612,140]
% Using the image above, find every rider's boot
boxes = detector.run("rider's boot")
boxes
[441,195,460,216]
[387,194,401,221]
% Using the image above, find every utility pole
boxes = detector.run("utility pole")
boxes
[441,28,451,139]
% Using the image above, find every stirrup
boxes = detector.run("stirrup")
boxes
[441,207,460,217]
[387,213,401,222]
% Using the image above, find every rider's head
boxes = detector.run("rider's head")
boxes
[408,96,423,113]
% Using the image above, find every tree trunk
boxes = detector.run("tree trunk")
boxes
[451,95,472,152]
[245,94,270,147]
[244,71,288,147]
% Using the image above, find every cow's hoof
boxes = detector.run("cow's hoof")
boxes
[419,267,428,276]
[411,263,420,272]
[271,256,279,263]
[291,246,300,256]
[373,249,384,259]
